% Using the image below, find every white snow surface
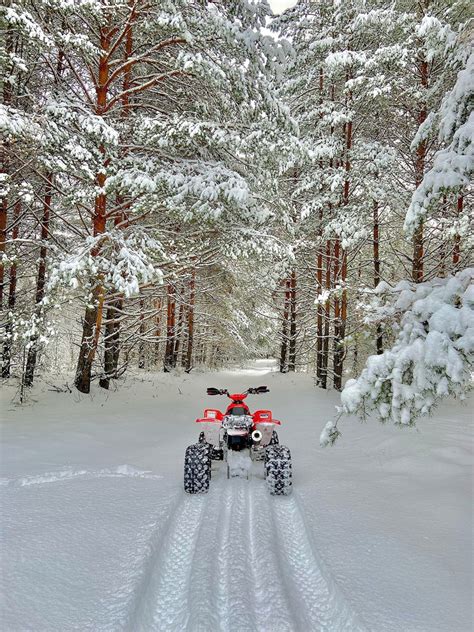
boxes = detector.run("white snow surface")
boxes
[1,361,472,631]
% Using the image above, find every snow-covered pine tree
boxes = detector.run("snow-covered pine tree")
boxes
[338,18,473,429]
[274,0,402,387]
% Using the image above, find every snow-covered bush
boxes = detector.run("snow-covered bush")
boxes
[341,269,474,425]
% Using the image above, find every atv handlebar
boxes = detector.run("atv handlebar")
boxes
[248,386,269,394]
[206,388,228,396]
[206,386,269,396]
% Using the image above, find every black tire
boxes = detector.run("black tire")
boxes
[269,430,279,445]
[184,443,211,494]
[199,431,223,460]
[265,445,292,496]
[210,447,224,460]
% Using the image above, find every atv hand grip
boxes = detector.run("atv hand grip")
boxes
[207,388,228,396]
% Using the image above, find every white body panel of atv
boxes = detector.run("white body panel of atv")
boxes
[197,420,222,447]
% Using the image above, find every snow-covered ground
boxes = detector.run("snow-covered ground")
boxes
[1,361,472,631]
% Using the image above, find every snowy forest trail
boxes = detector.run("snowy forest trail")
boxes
[1,363,472,631]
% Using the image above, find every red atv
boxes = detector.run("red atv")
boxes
[184,386,292,495]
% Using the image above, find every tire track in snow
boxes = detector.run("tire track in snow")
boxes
[246,481,297,631]
[123,468,364,632]
[0,465,162,488]
[185,471,297,632]
[268,492,366,631]
[185,474,228,631]
[209,479,256,632]
[126,490,210,631]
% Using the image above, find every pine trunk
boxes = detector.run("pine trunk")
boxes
[98,8,135,390]
[22,50,64,385]
[138,297,146,369]
[333,107,352,390]
[413,58,428,283]
[164,283,176,371]
[333,238,342,389]
[0,198,6,314]
[288,270,297,372]
[172,301,184,367]
[316,209,324,383]
[99,298,122,389]
[334,249,347,391]
[320,240,331,389]
[373,200,383,354]
[0,27,13,313]
[453,196,462,270]
[2,200,21,377]
[154,297,162,366]
[24,177,53,386]
[185,271,195,372]
[74,27,110,393]
[279,278,290,372]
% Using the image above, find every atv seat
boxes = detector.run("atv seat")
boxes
[227,406,249,416]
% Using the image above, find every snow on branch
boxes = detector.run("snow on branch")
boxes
[48,230,164,299]
[406,52,474,233]
[341,269,474,426]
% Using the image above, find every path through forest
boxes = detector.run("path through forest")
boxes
[1,362,472,631]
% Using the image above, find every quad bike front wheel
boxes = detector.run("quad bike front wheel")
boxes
[184,443,212,494]
[264,445,292,495]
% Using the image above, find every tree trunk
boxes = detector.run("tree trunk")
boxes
[412,58,428,283]
[332,238,342,389]
[23,177,53,386]
[99,298,122,389]
[320,240,331,389]
[172,300,184,367]
[154,297,162,366]
[0,26,13,313]
[333,102,352,390]
[75,284,105,393]
[334,249,347,391]
[0,197,6,314]
[98,7,135,390]
[373,200,383,354]
[185,270,195,372]
[2,200,21,377]
[453,195,462,270]
[279,277,290,373]
[22,49,63,385]
[111,301,122,375]
[164,283,176,371]
[288,270,297,372]
[316,209,324,383]
[74,27,110,393]
[138,297,146,369]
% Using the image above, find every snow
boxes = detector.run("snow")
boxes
[342,269,474,425]
[1,362,472,631]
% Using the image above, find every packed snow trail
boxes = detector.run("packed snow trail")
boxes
[125,464,364,632]
[1,363,472,631]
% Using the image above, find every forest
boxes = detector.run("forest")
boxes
[2,2,474,631]
[1,0,472,424]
